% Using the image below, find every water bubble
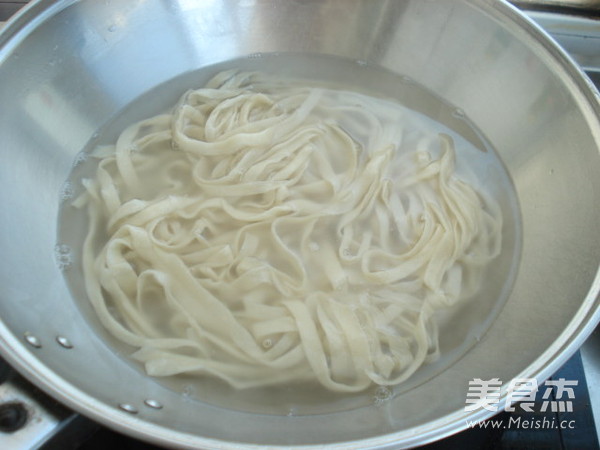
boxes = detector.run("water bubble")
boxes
[452,108,466,119]
[400,75,412,84]
[247,52,263,59]
[107,25,117,32]
[55,244,70,255]
[182,385,194,398]
[308,242,320,252]
[342,248,352,258]
[54,244,72,271]
[262,338,273,349]
[356,59,368,67]
[374,386,392,405]
[60,181,74,201]
[72,151,88,168]
[56,253,71,270]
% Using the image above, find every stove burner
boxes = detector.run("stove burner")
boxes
[0,402,28,433]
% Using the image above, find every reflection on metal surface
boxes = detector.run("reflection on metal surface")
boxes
[24,85,94,154]
[0,1,28,22]
[581,327,600,444]
[513,0,600,12]
[527,11,600,72]
[530,9,600,440]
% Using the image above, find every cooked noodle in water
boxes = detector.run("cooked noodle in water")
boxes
[73,71,502,392]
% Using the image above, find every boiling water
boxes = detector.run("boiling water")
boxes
[57,53,521,415]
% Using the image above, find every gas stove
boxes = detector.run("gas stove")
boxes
[0,1,599,449]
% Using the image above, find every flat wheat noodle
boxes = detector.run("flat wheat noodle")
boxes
[75,71,502,392]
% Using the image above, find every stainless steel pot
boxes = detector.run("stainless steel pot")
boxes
[1,0,599,448]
